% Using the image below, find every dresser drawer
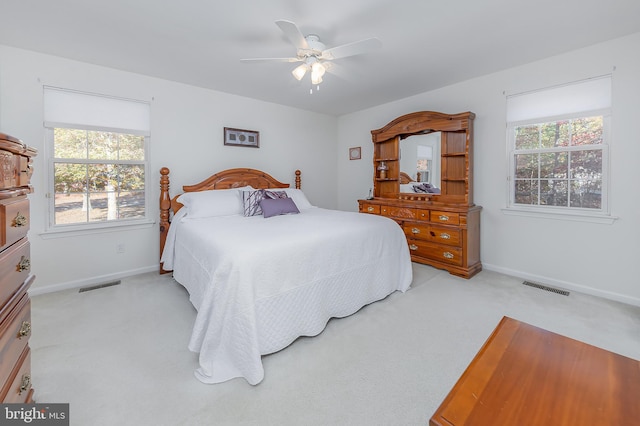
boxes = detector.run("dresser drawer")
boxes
[431,210,460,225]
[403,223,430,241]
[0,150,17,190]
[407,239,463,266]
[360,203,380,214]
[382,206,416,219]
[0,293,30,389]
[1,197,30,251]
[0,346,31,403]
[416,209,430,221]
[0,238,30,309]
[429,225,461,246]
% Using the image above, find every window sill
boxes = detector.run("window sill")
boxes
[501,207,618,224]
[40,219,155,239]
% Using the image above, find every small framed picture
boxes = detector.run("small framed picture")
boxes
[224,127,260,148]
[349,146,361,160]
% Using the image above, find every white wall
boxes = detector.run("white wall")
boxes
[338,32,640,306]
[3,33,639,306]
[0,45,338,293]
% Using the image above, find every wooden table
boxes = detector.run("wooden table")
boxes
[430,316,640,426]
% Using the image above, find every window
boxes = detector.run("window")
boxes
[43,87,151,232]
[506,76,612,220]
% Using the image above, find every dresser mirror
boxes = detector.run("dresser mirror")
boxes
[399,131,441,193]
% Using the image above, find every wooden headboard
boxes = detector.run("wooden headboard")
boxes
[399,172,413,184]
[159,167,301,273]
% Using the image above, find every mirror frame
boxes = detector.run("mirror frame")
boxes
[371,111,475,205]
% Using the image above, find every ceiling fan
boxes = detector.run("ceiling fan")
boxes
[241,20,382,92]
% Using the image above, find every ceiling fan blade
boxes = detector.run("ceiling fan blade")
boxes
[275,20,309,50]
[240,57,302,63]
[322,62,350,80]
[321,37,382,60]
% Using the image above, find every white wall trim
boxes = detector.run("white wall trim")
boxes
[483,262,640,307]
[501,207,618,225]
[28,265,159,296]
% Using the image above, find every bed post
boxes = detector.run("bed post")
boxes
[159,167,171,274]
[295,170,301,189]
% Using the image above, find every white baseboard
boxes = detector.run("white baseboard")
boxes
[28,265,160,296]
[483,263,640,307]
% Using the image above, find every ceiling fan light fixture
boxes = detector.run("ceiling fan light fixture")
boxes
[292,63,308,81]
[310,62,326,85]
[243,20,382,93]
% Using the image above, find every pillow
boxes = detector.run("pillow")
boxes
[242,189,288,216]
[177,186,251,218]
[280,188,313,210]
[242,190,265,217]
[260,197,300,218]
[264,190,288,200]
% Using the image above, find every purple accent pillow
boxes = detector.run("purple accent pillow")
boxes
[260,197,300,218]
[242,189,289,216]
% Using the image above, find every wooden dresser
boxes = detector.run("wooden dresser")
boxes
[358,111,481,278]
[359,199,481,278]
[0,132,36,403]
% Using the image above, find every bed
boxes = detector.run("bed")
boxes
[159,167,412,385]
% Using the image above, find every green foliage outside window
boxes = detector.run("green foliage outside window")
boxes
[513,116,603,209]
[53,128,146,225]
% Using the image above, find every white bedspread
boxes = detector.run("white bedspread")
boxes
[161,207,412,385]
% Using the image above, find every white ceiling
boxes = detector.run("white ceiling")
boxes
[1,0,639,116]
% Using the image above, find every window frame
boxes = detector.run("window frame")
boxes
[43,123,153,236]
[504,109,616,224]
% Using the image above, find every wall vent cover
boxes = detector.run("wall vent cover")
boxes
[522,281,569,296]
[79,280,121,293]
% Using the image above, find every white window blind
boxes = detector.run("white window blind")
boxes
[43,86,150,135]
[506,76,611,124]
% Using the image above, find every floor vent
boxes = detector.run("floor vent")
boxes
[79,280,121,293]
[522,281,569,296]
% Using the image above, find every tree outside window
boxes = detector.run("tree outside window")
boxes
[52,128,146,225]
[512,116,604,210]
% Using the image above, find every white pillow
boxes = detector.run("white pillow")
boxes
[177,186,252,218]
[281,188,313,210]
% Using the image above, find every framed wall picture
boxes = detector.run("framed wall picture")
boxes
[224,127,260,148]
[349,146,361,160]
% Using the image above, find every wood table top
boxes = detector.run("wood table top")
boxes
[430,316,640,426]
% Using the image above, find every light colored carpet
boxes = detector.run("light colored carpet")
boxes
[29,264,640,426]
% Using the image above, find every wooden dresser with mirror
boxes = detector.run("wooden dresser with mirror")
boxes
[358,111,481,278]
[0,132,36,402]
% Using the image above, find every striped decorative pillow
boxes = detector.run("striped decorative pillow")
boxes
[242,190,265,216]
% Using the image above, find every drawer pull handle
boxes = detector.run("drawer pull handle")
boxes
[367,206,374,212]
[411,227,420,234]
[409,244,418,251]
[13,212,28,227]
[443,252,454,259]
[17,256,31,272]
[440,233,451,240]
[19,374,31,395]
[438,215,450,221]
[18,321,31,338]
